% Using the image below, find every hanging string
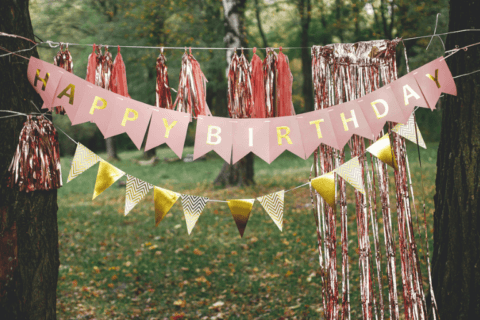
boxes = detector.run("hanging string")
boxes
[3,27,480,52]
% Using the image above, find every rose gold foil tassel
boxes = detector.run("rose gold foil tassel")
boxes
[227,49,254,119]
[263,48,277,118]
[174,48,212,118]
[156,50,173,109]
[7,115,62,192]
[110,46,130,98]
[86,44,97,84]
[53,43,73,114]
[102,46,113,90]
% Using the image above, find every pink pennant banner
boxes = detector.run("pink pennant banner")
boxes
[104,99,153,150]
[296,109,339,158]
[51,71,89,123]
[26,57,457,164]
[144,108,190,158]
[268,116,305,163]
[357,85,405,136]
[390,73,430,122]
[27,57,65,110]
[70,85,120,136]
[413,57,457,110]
[329,100,374,148]
[231,118,271,164]
[193,116,233,163]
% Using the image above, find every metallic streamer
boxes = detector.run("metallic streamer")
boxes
[53,43,73,114]
[156,51,173,110]
[7,115,62,192]
[227,49,254,119]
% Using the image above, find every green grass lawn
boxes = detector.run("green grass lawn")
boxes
[56,141,438,319]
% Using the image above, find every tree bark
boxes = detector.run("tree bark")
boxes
[432,1,480,319]
[105,136,119,160]
[0,1,59,319]
[216,0,254,187]
[298,0,313,112]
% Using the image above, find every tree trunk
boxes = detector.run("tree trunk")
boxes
[0,1,59,319]
[105,136,119,160]
[298,0,313,112]
[216,0,254,187]
[432,1,480,319]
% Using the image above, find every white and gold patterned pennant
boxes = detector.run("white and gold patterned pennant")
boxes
[125,175,153,216]
[67,143,101,182]
[257,191,285,231]
[181,195,208,235]
[392,114,427,149]
[334,157,365,194]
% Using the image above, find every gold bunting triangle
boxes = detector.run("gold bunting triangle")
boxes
[154,187,180,227]
[334,157,365,194]
[227,199,255,237]
[67,143,101,182]
[392,114,427,149]
[366,134,398,170]
[257,191,284,231]
[125,175,153,216]
[93,161,125,200]
[181,195,208,235]
[311,171,336,207]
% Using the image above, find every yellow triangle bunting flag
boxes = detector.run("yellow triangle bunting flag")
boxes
[227,199,255,237]
[125,175,153,216]
[392,114,427,149]
[334,157,365,194]
[366,134,398,170]
[181,195,208,235]
[154,187,180,227]
[311,171,336,207]
[93,161,125,200]
[257,191,285,231]
[67,143,101,182]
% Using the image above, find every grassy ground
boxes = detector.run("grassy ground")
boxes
[56,141,438,319]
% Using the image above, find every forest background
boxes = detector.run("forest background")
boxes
[31,0,447,156]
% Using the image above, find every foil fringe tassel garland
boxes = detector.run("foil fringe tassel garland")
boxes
[227,49,254,119]
[53,43,73,114]
[311,39,432,320]
[7,115,62,192]
[86,44,97,84]
[250,48,266,118]
[173,48,212,117]
[275,47,295,117]
[110,46,130,98]
[156,50,173,109]
[263,48,277,118]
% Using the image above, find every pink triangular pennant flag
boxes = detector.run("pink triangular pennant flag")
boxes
[144,108,190,158]
[329,101,374,148]
[268,116,305,163]
[231,118,270,164]
[193,116,233,163]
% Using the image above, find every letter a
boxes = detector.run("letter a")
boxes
[403,84,421,106]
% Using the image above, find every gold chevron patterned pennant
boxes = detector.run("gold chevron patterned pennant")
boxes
[334,157,365,194]
[392,114,427,149]
[93,161,125,200]
[227,199,255,237]
[257,191,285,231]
[125,175,153,216]
[67,143,101,182]
[154,187,180,227]
[181,195,209,235]
[311,171,336,208]
[366,134,398,170]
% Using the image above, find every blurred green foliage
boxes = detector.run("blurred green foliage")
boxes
[31,0,448,155]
